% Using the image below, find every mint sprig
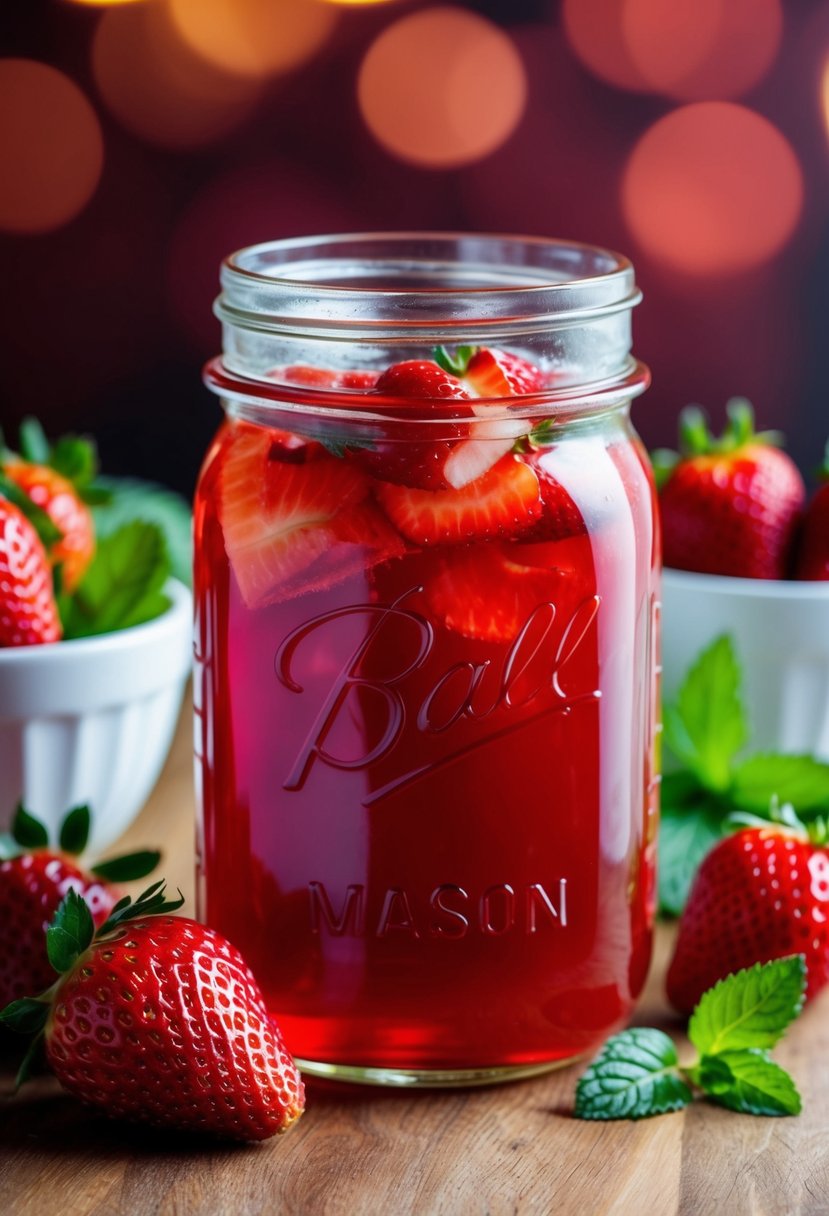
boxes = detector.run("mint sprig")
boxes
[659,634,829,916]
[575,956,806,1121]
[58,520,171,640]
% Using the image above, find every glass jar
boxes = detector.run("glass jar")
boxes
[194,234,659,1087]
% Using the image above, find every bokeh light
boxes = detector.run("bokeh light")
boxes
[168,0,337,80]
[92,3,262,148]
[622,102,803,277]
[822,56,829,142]
[0,59,104,235]
[623,0,783,100]
[562,0,648,93]
[358,7,526,169]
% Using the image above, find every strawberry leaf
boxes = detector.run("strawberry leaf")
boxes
[574,1028,692,1120]
[434,345,477,377]
[700,1049,801,1117]
[96,880,184,936]
[48,435,99,489]
[91,849,161,883]
[59,520,171,640]
[658,801,723,918]
[731,754,829,814]
[58,805,91,855]
[0,997,50,1036]
[46,889,95,974]
[11,804,49,849]
[663,634,748,793]
[688,956,807,1056]
[18,417,50,465]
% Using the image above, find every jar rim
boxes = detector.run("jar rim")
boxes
[216,232,641,337]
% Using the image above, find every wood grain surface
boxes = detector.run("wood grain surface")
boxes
[2,699,828,1216]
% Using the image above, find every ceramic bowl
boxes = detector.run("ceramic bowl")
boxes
[661,568,829,761]
[0,579,192,852]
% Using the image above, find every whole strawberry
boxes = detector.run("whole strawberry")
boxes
[795,443,829,581]
[3,462,94,592]
[1,884,305,1141]
[656,400,805,579]
[0,497,62,646]
[666,809,829,1015]
[0,804,159,1007]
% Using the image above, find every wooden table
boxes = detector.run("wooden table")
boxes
[2,701,828,1216]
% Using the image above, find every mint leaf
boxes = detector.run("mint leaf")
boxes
[688,956,806,1056]
[574,1028,692,1120]
[731,754,829,814]
[58,805,91,855]
[92,477,192,587]
[658,801,722,918]
[60,521,171,640]
[663,634,748,792]
[11,804,49,849]
[701,1049,801,1116]
[316,435,376,461]
[46,889,95,974]
[91,849,161,883]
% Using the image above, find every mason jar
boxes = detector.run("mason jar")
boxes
[194,233,659,1086]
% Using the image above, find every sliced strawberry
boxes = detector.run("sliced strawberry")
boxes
[464,348,545,397]
[424,544,566,642]
[376,455,542,545]
[520,451,588,542]
[219,423,382,608]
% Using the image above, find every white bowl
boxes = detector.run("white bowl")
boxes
[0,579,192,853]
[662,568,829,760]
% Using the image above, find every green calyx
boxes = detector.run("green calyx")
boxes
[0,802,161,882]
[654,399,786,489]
[2,416,110,505]
[433,345,478,377]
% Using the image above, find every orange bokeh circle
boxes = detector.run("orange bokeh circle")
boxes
[562,0,648,92]
[168,0,338,80]
[358,6,527,168]
[623,0,783,100]
[622,102,803,277]
[93,3,262,148]
[0,59,104,235]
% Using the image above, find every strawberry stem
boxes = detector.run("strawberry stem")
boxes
[434,345,477,377]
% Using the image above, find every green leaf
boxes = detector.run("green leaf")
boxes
[658,801,723,918]
[46,889,95,974]
[688,956,807,1056]
[18,417,50,464]
[650,448,679,491]
[96,880,184,937]
[91,849,161,883]
[58,805,91,855]
[663,634,749,792]
[91,476,192,587]
[0,472,63,547]
[731,753,829,814]
[701,1049,801,1117]
[316,435,376,460]
[48,435,99,489]
[11,804,49,849]
[433,345,477,377]
[574,1028,692,1120]
[0,832,20,860]
[59,520,172,640]
[0,997,50,1035]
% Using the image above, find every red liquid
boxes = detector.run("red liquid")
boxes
[194,414,659,1071]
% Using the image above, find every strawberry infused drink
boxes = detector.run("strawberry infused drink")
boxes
[195,235,658,1084]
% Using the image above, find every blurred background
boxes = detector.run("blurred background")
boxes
[0,0,826,495]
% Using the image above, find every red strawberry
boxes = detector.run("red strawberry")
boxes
[376,454,542,545]
[657,401,805,580]
[277,365,380,391]
[219,422,402,607]
[520,448,588,542]
[0,804,158,1008]
[424,544,570,642]
[0,498,62,646]
[463,347,545,397]
[666,817,829,1015]
[795,445,829,580]
[2,884,304,1141]
[4,462,95,592]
